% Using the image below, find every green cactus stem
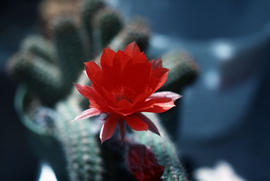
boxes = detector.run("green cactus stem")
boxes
[52,17,87,86]
[21,35,56,63]
[55,98,103,181]
[109,18,151,51]
[162,50,199,92]
[93,8,123,51]
[8,52,63,105]
[80,0,105,56]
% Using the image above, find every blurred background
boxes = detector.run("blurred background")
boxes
[1,0,270,180]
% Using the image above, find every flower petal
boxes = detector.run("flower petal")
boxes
[100,116,118,143]
[131,52,148,64]
[114,50,131,71]
[137,113,160,135]
[100,48,115,69]
[74,108,101,120]
[141,91,181,113]
[125,114,148,131]
[151,58,162,68]
[75,83,105,109]
[84,61,102,85]
[123,41,141,57]
[120,55,151,95]
[74,83,92,99]
[143,100,175,113]
[150,91,182,101]
[150,59,169,92]
[101,51,130,92]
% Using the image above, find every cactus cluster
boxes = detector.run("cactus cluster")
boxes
[8,0,199,180]
[8,0,123,105]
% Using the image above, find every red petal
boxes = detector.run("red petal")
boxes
[143,100,175,113]
[84,61,102,85]
[137,113,160,136]
[150,91,182,101]
[125,114,148,131]
[101,51,130,92]
[150,59,169,92]
[131,52,148,64]
[74,108,101,120]
[117,99,132,111]
[123,42,141,57]
[100,116,118,143]
[120,56,151,95]
[141,91,181,113]
[100,48,115,69]
[74,83,92,99]
[75,83,99,108]
[151,58,162,68]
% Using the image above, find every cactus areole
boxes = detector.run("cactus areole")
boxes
[75,42,181,143]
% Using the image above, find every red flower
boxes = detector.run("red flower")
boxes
[127,144,164,181]
[75,42,181,143]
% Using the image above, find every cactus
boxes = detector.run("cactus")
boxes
[162,50,199,92]
[93,8,123,51]
[7,0,123,105]
[159,51,199,140]
[109,18,151,52]
[7,0,198,180]
[20,35,56,63]
[80,0,105,56]
[8,52,63,104]
[39,0,82,37]
[55,98,103,181]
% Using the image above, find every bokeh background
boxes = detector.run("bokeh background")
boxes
[1,0,270,180]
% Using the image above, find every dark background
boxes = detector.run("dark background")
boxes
[0,0,40,180]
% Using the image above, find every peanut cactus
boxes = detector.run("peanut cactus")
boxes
[8,0,199,180]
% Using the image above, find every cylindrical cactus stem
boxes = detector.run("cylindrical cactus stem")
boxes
[52,17,87,90]
[161,50,199,92]
[7,53,32,82]
[133,113,188,181]
[80,0,105,56]
[160,50,199,139]
[55,99,103,181]
[39,0,82,38]
[20,35,56,63]
[93,8,123,52]
[109,18,151,52]
[8,52,63,105]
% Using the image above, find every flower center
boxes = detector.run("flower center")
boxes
[116,95,133,103]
